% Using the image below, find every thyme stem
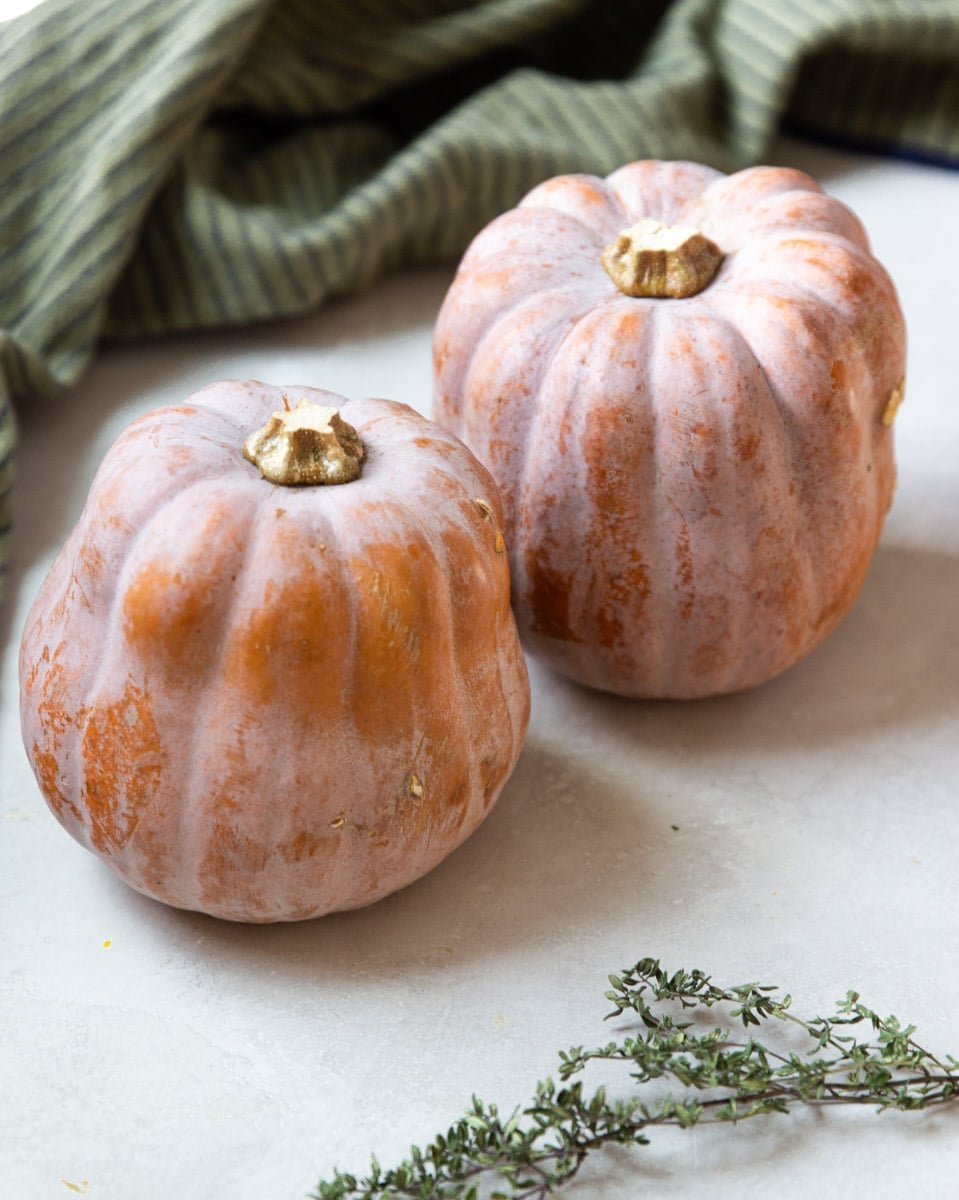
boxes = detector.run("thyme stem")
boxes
[314,958,959,1200]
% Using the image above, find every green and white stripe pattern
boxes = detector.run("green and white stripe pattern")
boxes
[2,0,959,600]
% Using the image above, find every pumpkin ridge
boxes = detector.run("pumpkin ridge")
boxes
[704,273,879,430]
[518,295,662,662]
[316,416,465,873]
[605,161,724,229]
[514,297,663,662]
[510,304,601,648]
[652,305,807,693]
[697,190,869,256]
[461,204,607,273]
[265,477,360,913]
[695,292,803,442]
[464,280,610,396]
[330,495,458,890]
[373,446,525,840]
[694,289,885,672]
[592,295,668,691]
[113,404,244,478]
[451,282,612,470]
[160,398,262,452]
[693,166,822,223]
[690,171,863,260]
[691,297,823,597]
[175,484,263,908]
[367,484,479,849]
[544,302,661,683]
[704,268,872,399]
[445,473,527,798]
[513,195,619,244]
[528,295,662,561]
[87,475,261,900]
[726,224,859,255]
[717,231,892,325]
[514,203,611,245]
[20,527,97,832]
[434,237,610,437]
[70,469,245,856]
[616,297,668,689]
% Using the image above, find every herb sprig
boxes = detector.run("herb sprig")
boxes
[314,958,959,1199]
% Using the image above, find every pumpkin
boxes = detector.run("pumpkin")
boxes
[19,381,530,922]
[433,160,906,698]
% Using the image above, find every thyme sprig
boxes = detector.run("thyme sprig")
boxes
[314,958,959,1199]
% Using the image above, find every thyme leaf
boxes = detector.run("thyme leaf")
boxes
[314,958,958,1199]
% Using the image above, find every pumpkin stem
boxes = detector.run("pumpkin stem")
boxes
[601,218,723,299]
[243,400,364,486]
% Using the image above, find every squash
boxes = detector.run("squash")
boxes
[434,161,906,698]
[19,381,530,922]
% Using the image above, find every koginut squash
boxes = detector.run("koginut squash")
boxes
[434,161,906,698]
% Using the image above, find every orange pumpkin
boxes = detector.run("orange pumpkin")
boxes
[19,381,530,922]
[434,161,906,698]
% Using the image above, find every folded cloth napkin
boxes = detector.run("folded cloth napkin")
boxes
[2,0,959,601]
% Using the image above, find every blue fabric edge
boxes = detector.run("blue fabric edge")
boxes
[781,119,959,173]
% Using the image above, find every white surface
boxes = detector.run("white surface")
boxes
[2,138,958,1200]
[0,0,44,20]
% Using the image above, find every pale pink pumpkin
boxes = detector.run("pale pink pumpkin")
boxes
[434,161,906,698]
[20,381,530,922]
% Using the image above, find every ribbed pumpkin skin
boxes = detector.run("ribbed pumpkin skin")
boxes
[434,161,906,698]
[20,382,530,922]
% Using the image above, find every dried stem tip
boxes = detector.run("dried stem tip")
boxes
[881,378,905,427]
[601,218,723,299]
[243,399,364,486]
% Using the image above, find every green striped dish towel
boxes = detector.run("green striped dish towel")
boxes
[3,0,959,603]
